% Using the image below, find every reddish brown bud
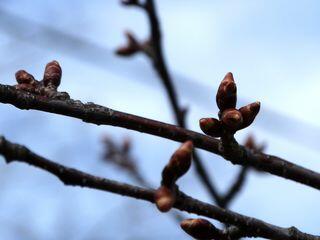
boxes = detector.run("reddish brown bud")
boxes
[154,186,175,212]
[116,32,140,56]
[239,101,260,129]
[216,72,237,111]
[180,218,222,240]
[43,60,62,87]
[15,70,35,85]
[221,109,243,131]
[162,141,193,187]
[199,118,223,137]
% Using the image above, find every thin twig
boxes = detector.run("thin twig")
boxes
[120,0,221,204]
[0,84,319,191]
[0,136,318,240]
[220,167,249,209]
[101,135,183,221]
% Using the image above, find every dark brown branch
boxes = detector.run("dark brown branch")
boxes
[1,84,320,192]
[0,136,318,240]
[144,0,185,126]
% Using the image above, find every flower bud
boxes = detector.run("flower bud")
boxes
[216,72,237,111]
[239,101,260,129]
[180,218,222,240]
[221,109,243,131]
[154,186,175,212]
[15,70,35,85]
[162,141,193,187]
[199,118,222,137]
[116,32,140,56]
[43,60,62,87]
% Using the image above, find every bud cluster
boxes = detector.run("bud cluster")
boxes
[14,61,68,99]
[200,72,260,137]
[154,141,193,212]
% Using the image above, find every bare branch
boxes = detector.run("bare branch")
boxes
[0,136,318,240]
[0,84,320,192]
[119,0,221,205]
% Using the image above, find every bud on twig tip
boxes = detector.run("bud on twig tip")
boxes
[239,101,261,129]
[181,218,220,240]
[216,72,237,111]
[43,60,62,87]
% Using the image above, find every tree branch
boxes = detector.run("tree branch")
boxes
[0,84,320,192]
[0,136,318,240]
[118,0,222,205]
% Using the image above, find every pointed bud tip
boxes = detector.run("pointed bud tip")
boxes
[180,219,194,230]
[223,72,234,82]
[51,60,60,65]
[180,141,193,154]
[250,101,261,113]
[181,218,217,239]
[225,80,237,93]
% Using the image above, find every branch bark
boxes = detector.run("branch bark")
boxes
[0,136,318,240]
[0,84,320,192]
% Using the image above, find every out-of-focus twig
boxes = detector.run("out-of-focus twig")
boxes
[219,135,266,209]
[101,134,184,221]
[117,0,222,206]
[102,135,147,185]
